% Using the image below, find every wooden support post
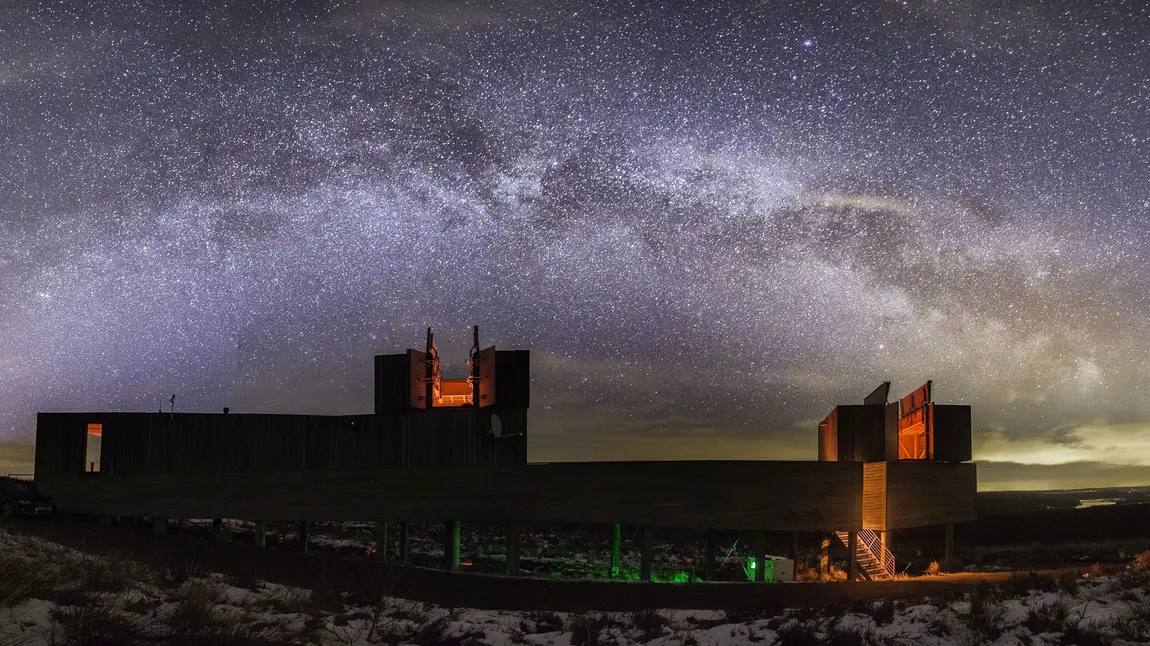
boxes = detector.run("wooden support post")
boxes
[610,524,622,578]
[152,517,167,536]
[254,521,267,548]
[398,521,409,563]
[944,523,955,573]
[847,531,859,582]
[211,518,222,537]
[790,531,800,564]
[299,521,309,553]
[444,521,461,572]
[878,530,890,572]
[640,526,653,582]
[505,521,520,576]
[820,535,830,579]
[754,532,767,582]
[703,529,717,580]
[375,521,389,562]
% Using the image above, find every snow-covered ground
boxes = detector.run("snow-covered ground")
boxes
[2,528,1149,645]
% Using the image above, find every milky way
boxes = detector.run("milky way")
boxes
[2,1,1149,478]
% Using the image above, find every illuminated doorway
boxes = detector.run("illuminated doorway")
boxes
[85,424,102,472]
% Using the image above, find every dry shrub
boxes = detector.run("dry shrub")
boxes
[568,613,624,646]
[1023,600,1070,634]
[1130,550,1150,571]
[965,589,1004,641]
[169,580,220,630]
[412,616,485,646]
[50,601,151,644]
[1058,569,1082,594]
[1001,571,1057,598]
[1116,595,1150,642]
[526,611,565,633]
[77,555,136,593]
[631,609,669,642]
[927,561,942,576]
[775,621,819,646]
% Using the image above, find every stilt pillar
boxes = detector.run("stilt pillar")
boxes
[703,529,717,580]
[444,521,461,572]
[398,521,409,563]
[505,521,521,576]
[610,524,622,578]
[944,523,955,573]
[254,520,267,548]
[753,532,767,582]
[299,521,309,553]
[640,526,653,581]
[820,535,830,579]
[847,531,859,581]
[790,531,800,563]
[152,517,167,536]
[374,521,389,561]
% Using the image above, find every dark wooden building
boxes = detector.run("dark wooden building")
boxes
[32,333,977,583]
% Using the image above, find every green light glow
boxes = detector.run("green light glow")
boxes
[744,557,775,582]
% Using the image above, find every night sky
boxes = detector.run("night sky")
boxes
[2,1,1148,489]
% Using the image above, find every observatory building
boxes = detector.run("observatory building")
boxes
[32,329,975,583]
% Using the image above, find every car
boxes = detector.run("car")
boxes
[0,477,55,517]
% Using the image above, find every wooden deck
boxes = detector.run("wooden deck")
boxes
[37,460,866,531]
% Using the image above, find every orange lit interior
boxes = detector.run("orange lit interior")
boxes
[898,408,928,459]
[434,378,473,407]
[87,423,103,437]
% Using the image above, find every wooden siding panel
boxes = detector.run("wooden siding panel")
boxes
[37,405,529,480]
[932,405,972,463]
[884,462,977,529]
[477,346,496,408]
[37,460,864,531]
[818,411,836,461]
[494,351,529,410]
[862,462,887,530]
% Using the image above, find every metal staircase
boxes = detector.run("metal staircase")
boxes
[834,529,896,581]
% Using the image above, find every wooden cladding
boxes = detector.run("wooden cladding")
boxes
[34,414,87,476]
[820,380,971,464]
[862,462,887,530]
[36,460,865,531]
[862,461,977,530]
[36,409,527,477]
[818,406,885,462]
[931,405,972,462]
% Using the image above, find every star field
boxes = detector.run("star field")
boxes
[1,0,1148,480]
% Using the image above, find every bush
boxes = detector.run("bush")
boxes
[1058,570,1082,594]
[169,581,219,631]
[1023,600,1069,634]
[1002,572,1057,598]
[774,621,819,646]
[869,600,896,626]
[631,609,669,642]
[1130,551,1150,571]
[823,625,872,646]
[411,617,485,646]
[965,597,1004,641]
[1059,624,1110,646]
[527,611,565,633]
[568,614,622,646]
[927,561,941,576]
